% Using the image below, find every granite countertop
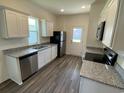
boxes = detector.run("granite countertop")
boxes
[5,48,38,58]
[80,60,124,89]
[4,43,58,58]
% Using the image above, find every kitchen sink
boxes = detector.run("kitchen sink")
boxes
[33,45,49,50]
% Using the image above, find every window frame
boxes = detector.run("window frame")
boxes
[28,16,40,45]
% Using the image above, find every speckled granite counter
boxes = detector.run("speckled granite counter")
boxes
[4,43,57,58]
[80,60,124,89]
[5,48,38,58]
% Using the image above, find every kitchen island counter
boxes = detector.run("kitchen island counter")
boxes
[80,60,124,89]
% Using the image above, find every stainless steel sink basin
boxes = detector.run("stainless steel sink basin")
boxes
[33,45,48,50]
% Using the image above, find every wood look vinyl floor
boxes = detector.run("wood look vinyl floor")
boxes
[0,55,82,93]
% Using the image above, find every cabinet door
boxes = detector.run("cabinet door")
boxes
[38,51,45,69]
[54,46,57,58]
[52,46,57,60]
[102,0,118,47]
[43,49,48,64]
[20,15,29,37]
[51,47,54,60]
[46,48,52,63]
[5,9,28,38]
[17,14,28,37]
[41,19,53,37]
[41,19,47,36]
[46,21,53,36]
[5,10,18,38]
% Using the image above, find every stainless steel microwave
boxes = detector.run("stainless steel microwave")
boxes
[96,21,106,41]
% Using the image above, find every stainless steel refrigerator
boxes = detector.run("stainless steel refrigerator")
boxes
[50,31,66,57]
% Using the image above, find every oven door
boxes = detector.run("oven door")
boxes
[103,48,118,66]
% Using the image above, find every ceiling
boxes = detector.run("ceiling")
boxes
[29,0,96,15]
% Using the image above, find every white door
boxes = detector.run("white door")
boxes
[66,26,84,56]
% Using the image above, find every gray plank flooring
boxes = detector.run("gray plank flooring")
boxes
[0,55,82,93]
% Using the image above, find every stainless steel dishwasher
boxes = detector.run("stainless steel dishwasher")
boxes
[19,52,38,80]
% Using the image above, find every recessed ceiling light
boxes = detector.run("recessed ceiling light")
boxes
[81,6,86,9]
[60,9,64,12]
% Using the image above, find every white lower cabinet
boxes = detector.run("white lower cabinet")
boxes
[38,45,57,70]
[6,56,23,85]
[41,19,53,37]
[51,46,57,60]
[38,50,46,69]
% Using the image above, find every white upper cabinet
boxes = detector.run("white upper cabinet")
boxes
[102,0,119,48]
[41,19,53,37]
[18,14,29,37]
[5,10,19,38]
[112,0,124,51]
[100,0,124,52]
[38,46,57,70]
[0,8,29,38]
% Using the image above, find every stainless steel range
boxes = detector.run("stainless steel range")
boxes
[84,48,118,66]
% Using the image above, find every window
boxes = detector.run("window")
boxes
[72,27,82,43]
[28,17,39,45]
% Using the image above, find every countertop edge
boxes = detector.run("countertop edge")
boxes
[80,60,124,89]
[80,75,124,89]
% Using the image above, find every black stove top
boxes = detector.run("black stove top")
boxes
[84,48,118,66]
[84,52,105,64]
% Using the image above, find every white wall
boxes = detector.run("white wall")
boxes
[87,1,107,48]
[55,13,89,56]
[0,0,56,83]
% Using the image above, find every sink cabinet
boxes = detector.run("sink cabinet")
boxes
[38,45,57,70]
